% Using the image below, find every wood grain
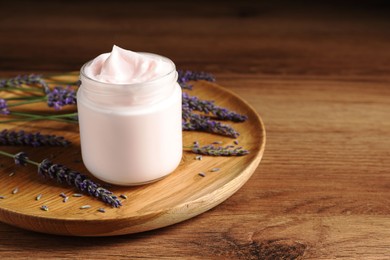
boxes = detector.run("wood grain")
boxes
[0,75,265,236]
[0,0,390,258]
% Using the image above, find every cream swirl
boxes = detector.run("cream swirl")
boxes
[84,45,172,84]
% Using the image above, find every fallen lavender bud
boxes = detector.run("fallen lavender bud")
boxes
[182,93,247,122]
[120,194,128,200]
[191,143,249,156]
[40,205,49,211]
[0,129,71,147]
[46,86,77,110]
[182,113,239,138]
[38,159,122,208]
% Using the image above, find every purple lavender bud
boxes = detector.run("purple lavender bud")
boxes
[182,93,247,122]
[37,159,121,207]
[0,129,71,147]
[181,102,192,120]
[0,74,49,93]
[177,70,216,85]
[46,86,77,110]
[14,152,28,166]
[0,99,10,115]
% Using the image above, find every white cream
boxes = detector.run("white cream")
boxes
[84,45,172,84]
[77,46,182,186]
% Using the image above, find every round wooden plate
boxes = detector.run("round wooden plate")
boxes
[0,74,266,236]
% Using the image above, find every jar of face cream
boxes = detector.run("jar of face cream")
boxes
[77,45,182,186]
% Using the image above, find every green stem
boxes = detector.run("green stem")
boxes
[48,81,79,86]
[7,97,46,107]
[1,112,78,124]
[11,112,77,119]
[5,96,44,101]
[0,150,40,167]
[1,87,44,92]
[0,117,78,124]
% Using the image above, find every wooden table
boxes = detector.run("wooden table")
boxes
[1,1,389,259]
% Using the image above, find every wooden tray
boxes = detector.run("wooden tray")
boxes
[0,73,266,236]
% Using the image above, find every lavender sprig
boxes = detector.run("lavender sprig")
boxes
[178,70,215,83]
[190,143,249,156]
[0,129,71,147]
[182,92,247,122]
[0,150,121,208]
[182,113,239,138]
[38,159,121,207]
[177,70,216,89]
[46,86,77,110]
[0,74,49,93]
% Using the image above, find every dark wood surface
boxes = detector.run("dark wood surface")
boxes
[1,1,390,259]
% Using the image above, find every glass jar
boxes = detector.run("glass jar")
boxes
[77,53,182,186]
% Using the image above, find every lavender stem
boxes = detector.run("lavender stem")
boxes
[0,150,121,207]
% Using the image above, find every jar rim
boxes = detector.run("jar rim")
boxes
[80,52,177,87]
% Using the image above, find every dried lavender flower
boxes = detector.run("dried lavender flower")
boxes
[0,129,71,147]
[9,172,15,176]
[177,70,216,90]
[191,143,249,156]
[80,205,91,209]
[38,159,122,207]
[12,187,19,194]
[195,155,203,160]
[59,192,67,198]
[0,74,48,92]
[182,93,247,122]
[182,113,239,138]
[46,86,77,110]
[0,149,121,207]
[198,172,206,177]
[0,195,5,199]
[36,194,42,201]
[72,193,83,197]
[0,99,10,115]
[63,196,69,203]
[210,168,220,172]
[97,208,105,213]
[14,152,28,166]
[40,205,49,211]
[120,194,128,200]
